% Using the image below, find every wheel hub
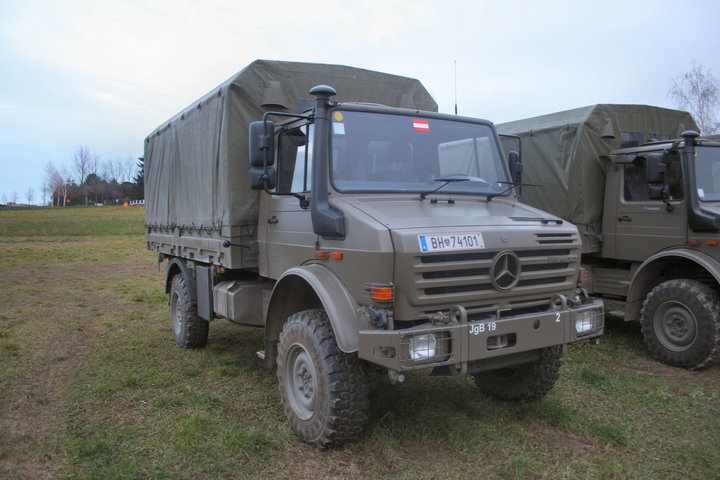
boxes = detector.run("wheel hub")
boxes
[286,345,317,420]
[172,294,182,337]
[296,364,314,399]
[654,301,697,352]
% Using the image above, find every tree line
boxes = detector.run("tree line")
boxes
[43,146,144,207]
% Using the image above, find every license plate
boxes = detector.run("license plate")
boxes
[417,232,485,252]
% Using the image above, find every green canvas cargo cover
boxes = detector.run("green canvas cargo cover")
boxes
[497,104,698,229]
[144,59,438,233]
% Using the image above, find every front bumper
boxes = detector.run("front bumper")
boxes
[357,300,604,372]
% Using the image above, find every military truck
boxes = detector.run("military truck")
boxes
[145,60,604,448]
[498,105,720,369]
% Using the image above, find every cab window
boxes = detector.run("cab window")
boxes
[623,156,683,201]
[277,125,313,193]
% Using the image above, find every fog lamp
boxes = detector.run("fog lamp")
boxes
[575,311,596,335]
[409,333,438,362]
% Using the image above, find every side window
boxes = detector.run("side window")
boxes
[666,158,684,200]
[623,158,651,201]
[621,131,644,148]
[623,156,684,202]
[277,125,313,193]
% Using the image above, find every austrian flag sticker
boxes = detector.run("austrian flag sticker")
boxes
[413,119,429,132]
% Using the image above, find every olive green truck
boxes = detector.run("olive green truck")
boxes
[498,105,720,370]
[145,60,604,448]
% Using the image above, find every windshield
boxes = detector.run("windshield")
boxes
[330,110,509,196]
[695,146,720,202]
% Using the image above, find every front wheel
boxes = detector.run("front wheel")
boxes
[276,309,368,448]
[641,279,720,369]
[473,346,564,401]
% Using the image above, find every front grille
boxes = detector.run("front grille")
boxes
[413,242,578,307]
[535,233,575,244]
[416,249,577,296]
[390,226,581,321]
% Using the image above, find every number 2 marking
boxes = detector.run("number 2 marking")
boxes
[555,312,561,323]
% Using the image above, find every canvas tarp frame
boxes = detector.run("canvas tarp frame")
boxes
[144,60,438,236]
[497,104,698,228]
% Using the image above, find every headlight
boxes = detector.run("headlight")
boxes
[574,310,596,335]
[408,333,438,361]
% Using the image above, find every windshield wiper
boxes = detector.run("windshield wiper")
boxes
[486,180,540,201]
[419,174,486,200]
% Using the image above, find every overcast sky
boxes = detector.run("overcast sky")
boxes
[1,0,719,204]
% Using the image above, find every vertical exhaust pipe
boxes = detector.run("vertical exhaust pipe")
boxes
[309,85,345,239]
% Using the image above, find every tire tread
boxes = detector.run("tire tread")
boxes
[473,346,564,402]
[641,279,720,370]
[277,309,368,448]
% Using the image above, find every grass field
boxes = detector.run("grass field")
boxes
[1,206,719,479]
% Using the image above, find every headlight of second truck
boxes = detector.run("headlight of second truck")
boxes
[571,306,604,338]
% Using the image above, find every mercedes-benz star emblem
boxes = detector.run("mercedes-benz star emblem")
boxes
[491,251,521,291]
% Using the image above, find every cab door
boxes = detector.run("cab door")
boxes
[612,154,686,261]
[263,124,317,278]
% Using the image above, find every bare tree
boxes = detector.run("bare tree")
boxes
[73,146,101,204]
[26,187,34,205]
[73,146,93,185]
[58,166,71,206]
[88,154,101,180]
[669,63,720,135]
[44,161,62,206]
[102,158,119,182]
[44,161,73,206]
[121,156,136,183]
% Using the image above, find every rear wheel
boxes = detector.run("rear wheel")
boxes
[641,279,720,369]
[276,309,368,448]
[169,274,209,349]
[473,346,564,401]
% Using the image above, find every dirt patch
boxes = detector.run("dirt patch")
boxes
[1,331,85,479]
[527,423,602,455]
[629,357,720,392]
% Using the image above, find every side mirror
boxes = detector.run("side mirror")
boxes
[249,167,277,190]
[648,184,669,200]
[645,153,666,184]
[509,151,522,184]
[249,121,276,167]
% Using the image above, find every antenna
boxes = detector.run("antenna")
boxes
[454,60,458,115]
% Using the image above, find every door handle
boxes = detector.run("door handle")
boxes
[618,216,632,223]
[268,217,279,224]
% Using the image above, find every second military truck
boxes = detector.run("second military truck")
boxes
[145,60,603,448]
[499,104,720,370]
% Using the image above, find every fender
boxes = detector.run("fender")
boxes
[164,257,196,303]
[625,248,720,320]
[267,264,362,354]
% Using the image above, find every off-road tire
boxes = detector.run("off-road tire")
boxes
[473,346,564,401]
[276,309,368,449]
[640,279,720,370]
[169,274,209,349]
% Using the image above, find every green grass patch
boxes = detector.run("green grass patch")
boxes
[0,338,20,357]
[0,205,145,237]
